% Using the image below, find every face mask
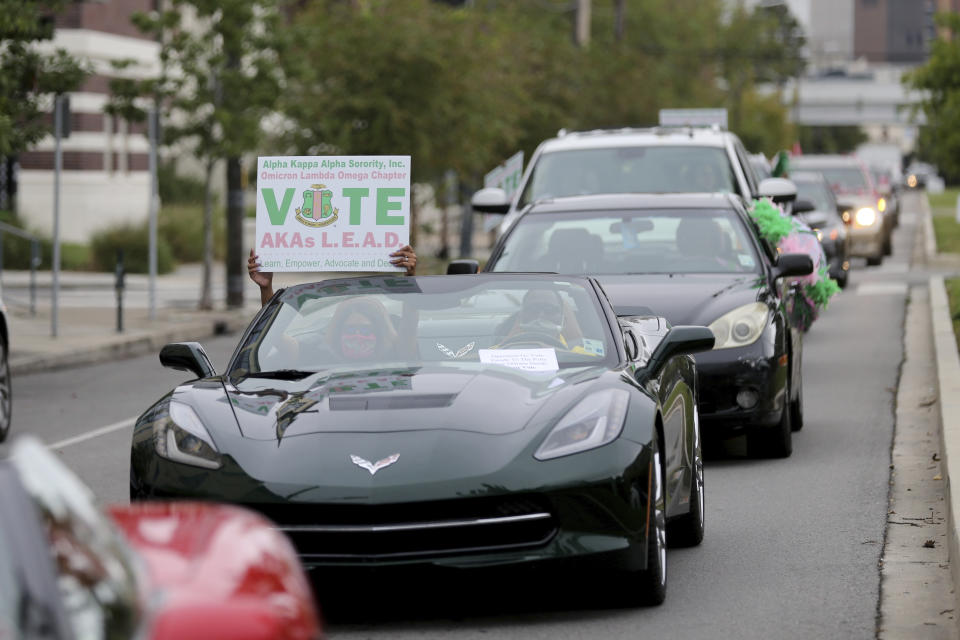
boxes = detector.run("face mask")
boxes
[341,330,377,359]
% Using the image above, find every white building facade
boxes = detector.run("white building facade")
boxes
[17,1,159,244]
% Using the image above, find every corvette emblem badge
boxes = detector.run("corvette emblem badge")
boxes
[350,453,400,475]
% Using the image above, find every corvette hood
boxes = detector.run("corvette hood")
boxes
[596,273,767,326]
[223,362,604,441]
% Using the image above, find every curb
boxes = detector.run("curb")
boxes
[10,312,251,376]
[929,275,960,616]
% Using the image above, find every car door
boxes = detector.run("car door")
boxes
[618,315,696,519]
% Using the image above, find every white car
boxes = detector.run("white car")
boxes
[473,125,795,235]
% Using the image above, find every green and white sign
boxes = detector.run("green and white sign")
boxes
[484,150,524,196]
[256,155,411,271]
[483,150,523,232]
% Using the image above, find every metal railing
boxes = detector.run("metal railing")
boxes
[0,221,41,315]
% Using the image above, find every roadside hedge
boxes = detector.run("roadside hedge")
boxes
[90,222,175,274]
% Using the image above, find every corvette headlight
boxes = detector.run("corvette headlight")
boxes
[855,207,877,227]
[535,389,629,461]
[154,401,221,469]
[708,302,769,349]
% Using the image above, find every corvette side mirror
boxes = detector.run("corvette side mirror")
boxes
[160,342,216,379]
[447,259,480,275]
[636,326,715,385]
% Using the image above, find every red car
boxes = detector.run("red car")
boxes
[0,437,322,640]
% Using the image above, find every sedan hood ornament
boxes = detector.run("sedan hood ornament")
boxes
[350,453,400,475]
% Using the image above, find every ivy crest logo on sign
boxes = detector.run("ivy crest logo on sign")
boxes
[256,155,411,272]
[295,184,339,228]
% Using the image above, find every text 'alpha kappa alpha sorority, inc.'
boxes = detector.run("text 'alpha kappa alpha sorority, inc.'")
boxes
[256,155,411,272]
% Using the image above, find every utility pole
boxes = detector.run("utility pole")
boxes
[51,94,69,338]
[225,50,244,309]
[614,0,625,43]
[147,108,159,321]
[574,0,591,48]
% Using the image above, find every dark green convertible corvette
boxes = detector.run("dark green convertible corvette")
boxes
[130,274,713,605]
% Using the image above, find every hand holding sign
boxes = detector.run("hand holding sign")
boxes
[389,245,417,275]
[248,245,419,307]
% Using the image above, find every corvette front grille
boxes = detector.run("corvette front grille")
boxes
[247,495,557,559]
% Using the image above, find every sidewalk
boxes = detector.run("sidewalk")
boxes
[1,264,349,375]
[920,192,960,626]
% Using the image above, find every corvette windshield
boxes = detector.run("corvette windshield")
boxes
[518,146,737,206]
[233,277,615,375]
[492,208,761,275]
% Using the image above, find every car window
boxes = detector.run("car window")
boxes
[518,146,737,206]
[794,180,835,214]
[796,165,871,194]
[11,439,142,640]
[733,140,758,195]
[492,208,762,275]
[236,277,616,375]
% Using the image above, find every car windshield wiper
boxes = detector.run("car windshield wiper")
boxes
[243,369,316,380]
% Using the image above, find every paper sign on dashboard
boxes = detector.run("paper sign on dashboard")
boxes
[478,348,559,372]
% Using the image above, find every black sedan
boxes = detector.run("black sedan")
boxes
[473,193,812,458]
[131,274,714,605]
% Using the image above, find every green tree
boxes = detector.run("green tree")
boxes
[109,0,287,309]
[0,0,88,157]
[719,1,804,140]
[906,12,960,180]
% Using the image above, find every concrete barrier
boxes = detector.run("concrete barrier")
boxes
[930,275,960,614]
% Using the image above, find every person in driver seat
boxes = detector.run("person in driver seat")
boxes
[326,298,400,362]
[496,289,596,355]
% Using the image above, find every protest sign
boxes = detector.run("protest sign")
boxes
[256,155,411,271]
[482,151,523,232]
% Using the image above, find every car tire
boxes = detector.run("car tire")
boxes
[0,336,12,443]
[866,255,883,266]
[836,270,849,289]
[748,379,792,458]
[883,236,892,256]
[635,441,667,605]
[790,368,804,432]
[668,412,704,547]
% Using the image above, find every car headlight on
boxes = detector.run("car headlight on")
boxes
[154,401,222,469]
[535,389,629,461]
[708,302,769,349]
[877,197,887,213]
[854,207,877,227]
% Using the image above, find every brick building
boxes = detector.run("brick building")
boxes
[14,1,159,243]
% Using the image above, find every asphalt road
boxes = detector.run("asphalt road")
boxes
[5,195,923,639]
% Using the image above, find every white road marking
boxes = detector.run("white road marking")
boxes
[856,283,908,296]
[48,417,137,450]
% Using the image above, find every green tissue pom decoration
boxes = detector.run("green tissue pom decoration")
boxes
[805,266,841,308]
[749,199,796,245]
